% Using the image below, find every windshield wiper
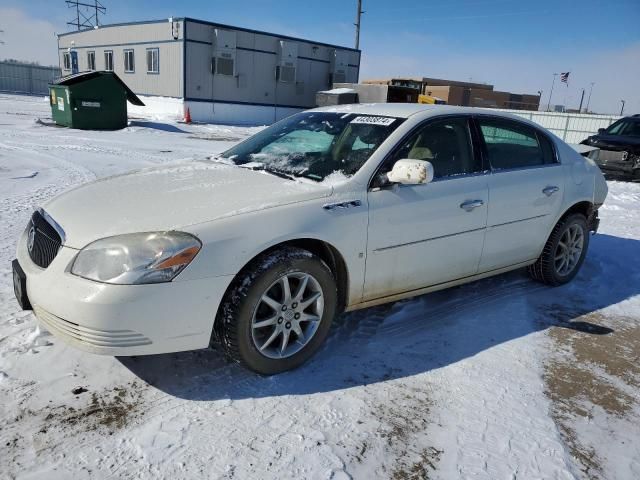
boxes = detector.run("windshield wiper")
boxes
[238,163,296,181]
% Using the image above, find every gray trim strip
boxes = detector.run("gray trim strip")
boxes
[184,97,308,110]
[374,227,485,252]
[489,214,547,229]
[374,213,549,252]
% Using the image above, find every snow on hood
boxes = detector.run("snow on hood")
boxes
[43,161,332,248]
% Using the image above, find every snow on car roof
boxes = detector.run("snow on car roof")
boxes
[312,102,529,121]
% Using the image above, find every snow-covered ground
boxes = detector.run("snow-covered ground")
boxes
[1,94,639,479]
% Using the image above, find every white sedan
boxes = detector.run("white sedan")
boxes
[13,104,608,374]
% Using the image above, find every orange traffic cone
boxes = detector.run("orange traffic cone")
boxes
[184,107,192,124]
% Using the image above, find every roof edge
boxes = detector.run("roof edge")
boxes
[57,16,360,53]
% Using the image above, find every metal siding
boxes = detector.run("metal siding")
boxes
[59,21,183,48]
[0,62,61,95]
[186,42,213,99]
[58,19,361,107]
[184,20,358,109]
[185,21,212,44]
[58,22,184,98]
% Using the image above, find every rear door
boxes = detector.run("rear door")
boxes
[475,116,565,272]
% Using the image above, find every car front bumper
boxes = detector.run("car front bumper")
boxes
[15,230,233,356]
[594,149,640,175]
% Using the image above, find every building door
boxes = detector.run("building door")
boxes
[70,51,79,74]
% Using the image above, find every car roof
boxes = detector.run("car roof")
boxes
[311,103,529,121]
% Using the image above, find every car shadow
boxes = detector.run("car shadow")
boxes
[118,233,639,401]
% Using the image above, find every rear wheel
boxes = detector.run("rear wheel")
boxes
[528,213,589,286]
[215,247,337,375]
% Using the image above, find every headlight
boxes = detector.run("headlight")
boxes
[71,232,201,285]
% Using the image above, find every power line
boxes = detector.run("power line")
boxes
[65,1,106,31]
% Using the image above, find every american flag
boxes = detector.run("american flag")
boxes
[560,72,570,84]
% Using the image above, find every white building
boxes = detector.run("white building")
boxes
[58,17,361,124]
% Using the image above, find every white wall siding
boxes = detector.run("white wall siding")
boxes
[185,100,301,125]
[58,21,184,98]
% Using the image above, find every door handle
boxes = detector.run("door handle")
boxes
[542,186,560,197]
[460,199,484,212]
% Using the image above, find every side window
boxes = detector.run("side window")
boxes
[478,118,554,169]
[87,51,95,71]
[388,117,480,179]
[63,52,71,70]
[146,48,159,74]
[124,49,135,73]
[104,50,113,71]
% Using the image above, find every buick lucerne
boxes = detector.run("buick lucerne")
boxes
[13,104,608,374]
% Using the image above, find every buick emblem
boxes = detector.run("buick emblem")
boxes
[27,226,36,253]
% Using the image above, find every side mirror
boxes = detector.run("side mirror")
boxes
[387,159,434,185]
[597,128,606,135]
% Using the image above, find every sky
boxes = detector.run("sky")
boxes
[0,0,639,114]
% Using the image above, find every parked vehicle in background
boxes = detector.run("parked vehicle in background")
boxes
[581,114,640,180]
[13,104,607,375]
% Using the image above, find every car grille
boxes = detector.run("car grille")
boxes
[34,306,152,348]
[27,210,62,269]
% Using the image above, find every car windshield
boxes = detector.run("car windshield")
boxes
[605,119,640,137]
[219,112,404,181]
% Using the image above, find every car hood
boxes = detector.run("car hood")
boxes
[44,161,332,248]
[585,134,640,152]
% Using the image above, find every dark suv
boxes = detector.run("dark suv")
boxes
[581,114,640,180]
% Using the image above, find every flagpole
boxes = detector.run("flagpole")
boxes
[586,82,595,112]
[547,73,558,111]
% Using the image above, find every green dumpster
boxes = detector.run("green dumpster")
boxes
[49,71,145,130]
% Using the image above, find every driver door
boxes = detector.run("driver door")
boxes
[363,117,489,301]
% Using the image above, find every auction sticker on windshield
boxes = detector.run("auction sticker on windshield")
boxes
[350,116,396,126]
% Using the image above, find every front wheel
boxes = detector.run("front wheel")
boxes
[528,213,590,286]
[215,247,337,375]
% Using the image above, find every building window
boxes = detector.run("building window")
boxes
[123,49,135,73]
[63,52,71,70]
[146,48,159,74]
[104,50,113,71]
[87,51,96,71]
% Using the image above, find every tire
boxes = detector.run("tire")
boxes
[214,247,337,375]
[528,213,590,286]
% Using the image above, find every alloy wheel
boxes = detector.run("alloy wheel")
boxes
[251,272,324,359]
[554,224,584,276]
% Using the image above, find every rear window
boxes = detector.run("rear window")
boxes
[478,118,556,170]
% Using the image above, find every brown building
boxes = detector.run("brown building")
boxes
[363,77,541,111]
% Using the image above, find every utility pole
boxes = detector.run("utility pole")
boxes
[547,73,558,111]
[586,82,595,112]
[578,88,585,113]
[355,0,364,50]
[620,100,625,116]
